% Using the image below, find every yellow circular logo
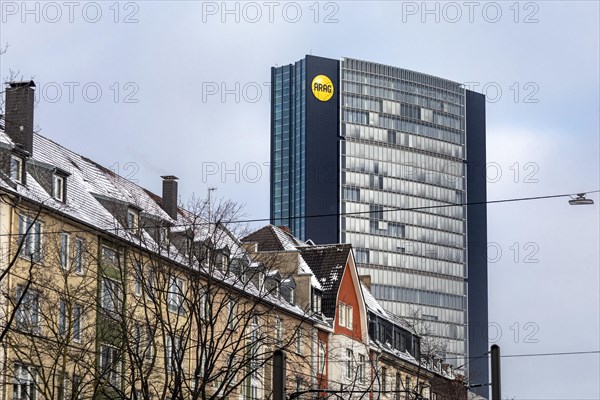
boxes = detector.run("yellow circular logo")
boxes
[311,75,334,102]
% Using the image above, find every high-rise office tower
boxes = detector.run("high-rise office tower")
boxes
[270,55,488,394]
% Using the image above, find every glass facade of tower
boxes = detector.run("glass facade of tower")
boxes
[270,56,487,381]
[339,58,467,366]
[271,59,307,238]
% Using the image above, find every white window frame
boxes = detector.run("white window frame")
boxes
[296,327,303,355]
[101,277,121,314]
[275,316,282,346]
[318,341,326,375]
[15,286,40,333]
[358,354,365,383]
[10,155,24,184]
[53,174,65,202]
[60,232,70,269]
[226,299,236,330]
[127,209,139,231]
[99,345,121,386]
[345,349,354,379]
[133,263,143,297]
[167,276,185,314]
[59,300,82,342]
[347,304,353,330]
[72,303,82,342]
[18,215,42,261]
[74,237,84,274]
[13,363,36,400]
[165,335,183,372]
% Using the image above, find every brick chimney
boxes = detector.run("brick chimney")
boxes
[161,175,178,219]
[5,81,36,155]
[359,275,372,290]
[278,226,291,234]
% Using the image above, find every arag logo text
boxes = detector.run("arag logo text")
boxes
[311,75,334,102]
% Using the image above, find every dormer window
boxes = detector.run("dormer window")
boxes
[53,174,65,202]
[127,209,139,231]
[312,290,322,314]
[281,278,296,305]
[10,155,24,183]
[158,226,169,246]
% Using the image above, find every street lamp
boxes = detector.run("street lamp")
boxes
[569,193,594,205]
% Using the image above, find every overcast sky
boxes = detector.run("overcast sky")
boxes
[1,1,599,398]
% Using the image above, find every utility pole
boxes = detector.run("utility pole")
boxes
[491,344,501,400]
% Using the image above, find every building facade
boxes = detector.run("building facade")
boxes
[1,81,466,400]
[270,56,488,392]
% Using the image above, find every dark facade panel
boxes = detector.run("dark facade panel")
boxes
[303,55,340,244]
[465,89,489,397]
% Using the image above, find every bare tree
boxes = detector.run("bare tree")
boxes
[86,194,318,400]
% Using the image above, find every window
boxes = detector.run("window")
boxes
[72,304,82,341]
[165,335,184,372]
[318,341,326,375]
[59,300,66,336]
[74,238,84,274]
[53,174,65,202]
[347,305,353,329]
[296,328,303,354]
[134,323,154,361]
[57,372,67,400]
[10,155,24,183]
[59,300,80,341]
[133,263,142,297]
[146,268,156,300]
[167,276,185,314]
[381,367,388,393]
[13,364,36,400]
[250,316,261,370]
[358,354,365,382]
[226,299,236,330]
[101,278,121,313]
[345,349,354,379]
[338,303,353,329]
[101,246,119,268]
[199,288,208,319]
[60,232,69,269]
[312,291,322,314]
[99,345,121,386]
[15,286,40,333]
[216,251,227,272]
[275,316,282,346]
[18,215,42,261]
[158,226,169,246]
[127,209,139,231]
[72,374,82,400]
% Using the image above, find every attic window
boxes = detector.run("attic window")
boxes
[53,174,65,202]
[10,155,24,184]
[127,209,139,231]
[158,226,170,246]
[312,290,322,314]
